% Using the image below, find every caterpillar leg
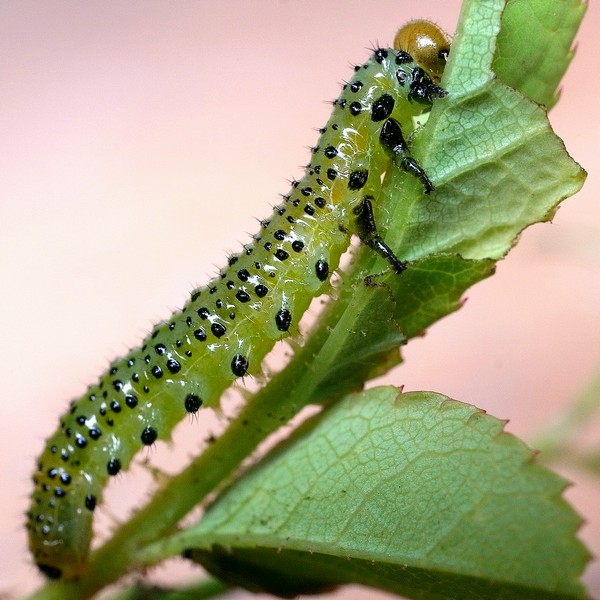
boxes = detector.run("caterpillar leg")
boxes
[354,196,407,274]
[379,118,434,194]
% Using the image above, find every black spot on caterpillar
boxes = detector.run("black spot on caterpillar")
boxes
[26,19,448,580]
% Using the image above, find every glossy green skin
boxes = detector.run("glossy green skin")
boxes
[27,46,442,580]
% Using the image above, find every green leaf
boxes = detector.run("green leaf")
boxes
[184,388,589,599]
[284,281,406,404]
[270,254,494,409]
[376,0,586,266]
[493,0,587,109]
[368,255,495,340]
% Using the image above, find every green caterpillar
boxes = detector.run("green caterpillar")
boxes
[27,19,449,580]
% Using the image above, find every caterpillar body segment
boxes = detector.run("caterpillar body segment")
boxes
[27,21,449,580]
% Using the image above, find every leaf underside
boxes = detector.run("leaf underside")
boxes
[187,389,588,599]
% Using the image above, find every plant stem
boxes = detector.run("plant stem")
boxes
[533,368,600,462]
[105,578,230,600]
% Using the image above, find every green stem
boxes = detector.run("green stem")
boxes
[533,368,600,462]
[105,578,230,600]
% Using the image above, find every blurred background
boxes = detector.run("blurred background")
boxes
[1,1,598,598]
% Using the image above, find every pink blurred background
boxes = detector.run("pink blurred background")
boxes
[1,1,598,598]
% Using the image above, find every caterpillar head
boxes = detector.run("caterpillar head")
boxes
[394,19,450,84]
